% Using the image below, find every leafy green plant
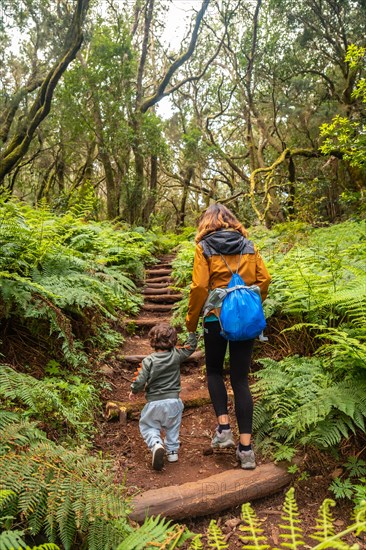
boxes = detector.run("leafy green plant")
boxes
[0,420,131,550]
[183,489,366,549]
[206,519,229,549]
[0,197,157,368]
[253,355,366,453]
[320,45,366,173]
[0,365,98,444]
[240,502,270,549]
[238,488,365,549]
[329,457,366,510]
[116,515,193,549]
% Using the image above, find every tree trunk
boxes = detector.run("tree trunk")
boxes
[142,154,158,225]
[130,463,292,521]
[130,140,145,225]
[287,156,296,218]
[178,166,194,227]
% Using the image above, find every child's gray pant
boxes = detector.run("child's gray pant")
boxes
[139,398,184,452]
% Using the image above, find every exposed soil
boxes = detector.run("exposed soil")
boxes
[94,255,361,549]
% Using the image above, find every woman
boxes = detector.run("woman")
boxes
[186,203,271,469]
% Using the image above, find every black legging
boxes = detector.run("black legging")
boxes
[203,320,254,434]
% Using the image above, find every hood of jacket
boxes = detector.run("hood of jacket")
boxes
[199,230,254,257]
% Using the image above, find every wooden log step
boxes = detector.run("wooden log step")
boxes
[144,281,173,289]
[124,318,171,328]
[130,463,292,522]
[143,287,175,295]
[119,350,204,366]
[156,262,173,269]
[142,303,174,312]
[106,390,211,420]
[145,276,172,284]
[146,268,172,277]
[144,294,182,303]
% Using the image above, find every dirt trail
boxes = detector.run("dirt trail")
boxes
[95,254,248,490]
[94,255,355,546]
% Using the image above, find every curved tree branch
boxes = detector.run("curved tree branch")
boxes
[139,0,210,113]
[0,0,89,184]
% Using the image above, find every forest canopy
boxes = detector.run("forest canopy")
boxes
[0,0,365,228]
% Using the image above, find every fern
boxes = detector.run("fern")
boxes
[0,426,131,550]
[116,514,193,549]
[189,535,204,549]
[0,412,47,452]
[277,488,305,549]
[344,456,366,478]
[0,530,28,549]
[0,530,61,550]
[0,198,157,367]
[193,492,366,549]
[310,499,336,542]
[310,500,366,549]
[206,519,229,549]
[252,356,366,451]
[239,502,270,549]
[0,366,98,444]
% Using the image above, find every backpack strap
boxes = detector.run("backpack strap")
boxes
[219,251,242,275]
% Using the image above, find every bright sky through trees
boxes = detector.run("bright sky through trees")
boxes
[158,0,201,117]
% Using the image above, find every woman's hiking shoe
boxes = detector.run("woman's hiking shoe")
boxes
[152,443,165,470]
[236,447,256,469]
[211,428,235,449]
[167,451,179,463]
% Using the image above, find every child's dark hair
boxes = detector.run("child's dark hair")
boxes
[148,323,177,351]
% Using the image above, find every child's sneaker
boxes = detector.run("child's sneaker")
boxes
[167,451,178,463]
[152,443,165,470]
[211,427,235,448]
[236,447,256,469]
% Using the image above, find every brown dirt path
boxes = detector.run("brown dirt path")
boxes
[94,255,357,548]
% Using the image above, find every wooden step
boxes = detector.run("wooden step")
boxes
[145,276,172,284]
[130,463,292,522]
[124,317,171,328]
[142,303,174,312]
[119,350,204,366]
[143,287,175,295]
[106,388,211,420]
[144,294,182,304]
[156,262,173,269]
[146,268,172,277]
[144,281,173,289]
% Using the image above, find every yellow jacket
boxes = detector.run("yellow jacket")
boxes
[185,230,271,332]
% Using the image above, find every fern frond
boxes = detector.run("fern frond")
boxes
[278,488,305,549]
[0,529,27,549]
[188,534,204,549]
[0,489,16,510]
[0,413,47,453]
[0,366,97,443]
[206,519,229,549]
[310,499,336,542]
[115,514,192,549]
[310,500,366,549]
[1,436,130,549]
[239,502,270,549]
[29,544,61,549]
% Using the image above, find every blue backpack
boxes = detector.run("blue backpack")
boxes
[219,254,267,341]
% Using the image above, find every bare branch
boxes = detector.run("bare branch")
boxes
[0,0,90,183]
[139,0,210,112]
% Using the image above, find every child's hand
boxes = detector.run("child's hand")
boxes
[129,391,138,401]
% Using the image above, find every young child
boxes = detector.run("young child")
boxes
[129,323,197,471]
